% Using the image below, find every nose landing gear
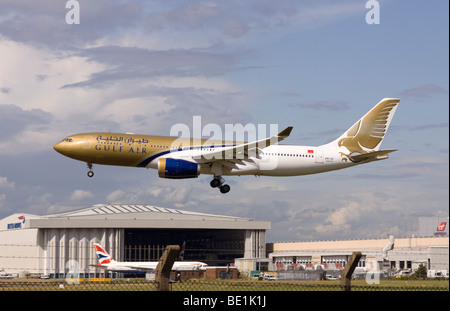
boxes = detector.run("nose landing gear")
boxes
[210,176,230,194]
[87,162,94,177]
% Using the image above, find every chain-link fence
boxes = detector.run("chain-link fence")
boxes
[1,279,448,291]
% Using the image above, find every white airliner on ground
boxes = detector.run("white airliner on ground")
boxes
[54,98,400,193]
[91,243,207,273]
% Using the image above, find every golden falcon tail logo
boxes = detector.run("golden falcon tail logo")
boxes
[338,98,399,161]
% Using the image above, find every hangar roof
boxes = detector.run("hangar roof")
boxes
[27,204,270,230]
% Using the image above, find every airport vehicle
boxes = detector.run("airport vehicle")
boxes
[394,269,412,278]
[0,272,14,279]
[427,270,449,279]
[54,98,400,194]
[91,243,207,273]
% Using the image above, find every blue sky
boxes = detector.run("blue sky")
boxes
[0,0,448,242]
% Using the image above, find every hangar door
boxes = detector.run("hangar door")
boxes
[124,229,245,266]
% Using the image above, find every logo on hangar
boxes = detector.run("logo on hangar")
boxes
[7,216,25,230]
[435,222,448,237]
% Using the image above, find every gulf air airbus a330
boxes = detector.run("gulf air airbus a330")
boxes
[53,98,400,194]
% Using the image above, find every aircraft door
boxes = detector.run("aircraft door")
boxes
[315,151,324,163]
[83,136,93,149]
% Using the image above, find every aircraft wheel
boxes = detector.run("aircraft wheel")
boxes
[219,184,230,194]
[210,178,221,188]
[87,171,94,178]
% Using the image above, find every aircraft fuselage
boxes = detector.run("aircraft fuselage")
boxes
[53,98,400,193]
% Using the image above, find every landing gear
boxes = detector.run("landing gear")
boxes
[210,177,222,188]
[219,184,230,194]
[210,176,230,194]
[87,162,94,178]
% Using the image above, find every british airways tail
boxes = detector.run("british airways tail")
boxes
[93,243,115,265]
[323,98,400,163]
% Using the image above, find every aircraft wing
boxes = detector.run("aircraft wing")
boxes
[128,266,156,272]
[90,264,156,272]
[195,126,293,163]
[89,264,108,270]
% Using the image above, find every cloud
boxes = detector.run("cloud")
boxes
[105,183,193,207]
[399,84,447,99]
[314,201,361,234]
[0,1,447,244]
[0,0,141,48]
[410,121,449,131]
[288,100,351,111]
[1,1,366,51]
[0,35,252,154]
[0,177,15,190]
[69,190,94,201]
[62,46,248,88]
[0,104,53,139]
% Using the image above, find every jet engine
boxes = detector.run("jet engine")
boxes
[158,158,200,179]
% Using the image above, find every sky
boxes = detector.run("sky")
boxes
[0,0,448,242]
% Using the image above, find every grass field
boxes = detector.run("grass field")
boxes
[1,278,448,291]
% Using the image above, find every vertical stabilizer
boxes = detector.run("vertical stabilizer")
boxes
[334,98,399,152]
[325,98,399,162]
[93,243,115,265]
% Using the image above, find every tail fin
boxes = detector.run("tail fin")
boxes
[93,243,114,265]
[329,98,399,155]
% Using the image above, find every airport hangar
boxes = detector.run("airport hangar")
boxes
[267,218,448,275]
[0,204,269,278]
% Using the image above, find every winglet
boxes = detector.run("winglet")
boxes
[278,126,293,138]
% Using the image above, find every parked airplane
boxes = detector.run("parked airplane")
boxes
[91,243,207,273]
[54,98,400,194]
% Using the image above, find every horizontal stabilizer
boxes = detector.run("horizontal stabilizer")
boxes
[348,149,397,163]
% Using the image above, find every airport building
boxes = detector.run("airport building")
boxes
[1,203,448,279]
[268,236,449,275]
[268,216,449,275]
[0,204,270,278]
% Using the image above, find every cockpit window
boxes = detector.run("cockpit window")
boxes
[62,138,73,142]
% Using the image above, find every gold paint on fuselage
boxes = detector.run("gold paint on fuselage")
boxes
[53,132,239,168]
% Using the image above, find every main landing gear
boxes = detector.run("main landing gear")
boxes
[210,176,230,194]
[87,162,94,178]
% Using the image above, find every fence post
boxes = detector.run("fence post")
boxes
[155,245,180,291]
[340,251,362,291]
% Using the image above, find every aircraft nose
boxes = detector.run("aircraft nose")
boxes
[53,142,64,154]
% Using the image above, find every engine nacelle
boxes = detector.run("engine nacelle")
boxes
[158,158,200,179]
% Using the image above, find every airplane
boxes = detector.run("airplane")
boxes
[54,98,400,194]
[91,243,207,273]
